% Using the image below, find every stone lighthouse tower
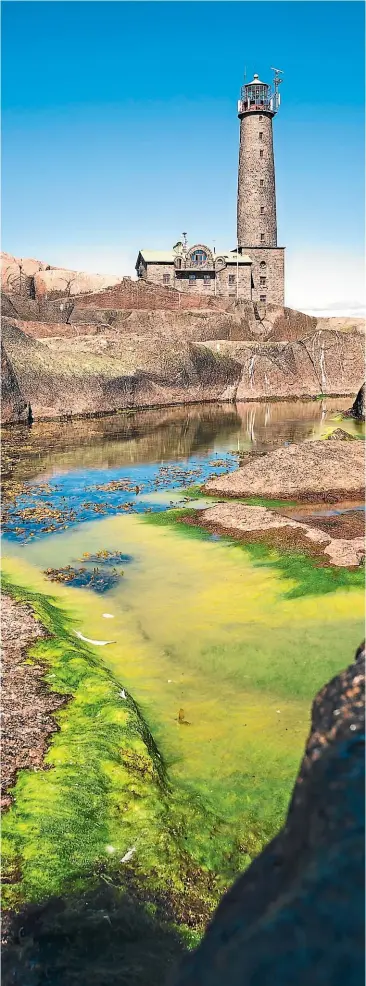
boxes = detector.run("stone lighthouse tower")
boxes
[237,71,285,306]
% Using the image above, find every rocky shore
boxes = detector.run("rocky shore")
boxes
[1,252,365,424]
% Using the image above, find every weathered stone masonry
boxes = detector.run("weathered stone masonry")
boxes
[135,70,285,307]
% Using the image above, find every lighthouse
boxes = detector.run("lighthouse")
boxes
[135,68,285,307]
[237,70,285,306]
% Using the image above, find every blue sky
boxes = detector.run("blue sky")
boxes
[2,1,365,312]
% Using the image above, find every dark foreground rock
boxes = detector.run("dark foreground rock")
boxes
[346,384,365,421]
[172,642,365,986]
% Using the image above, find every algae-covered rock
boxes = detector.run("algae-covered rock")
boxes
[326,428,356,440]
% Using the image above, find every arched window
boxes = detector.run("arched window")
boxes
[190,249,207,266]
[260,261,266,268]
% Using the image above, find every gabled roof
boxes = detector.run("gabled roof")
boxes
[137,250,178,264]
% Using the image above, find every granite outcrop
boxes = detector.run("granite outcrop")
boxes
[1,252,365,423]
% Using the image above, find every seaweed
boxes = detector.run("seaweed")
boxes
[44,565,122,593]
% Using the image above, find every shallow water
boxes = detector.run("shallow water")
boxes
[2,399,365,899]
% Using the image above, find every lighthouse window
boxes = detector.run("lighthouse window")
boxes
[259,132,263,140]
[228,274,235,285]
[163,272,170,284]
[260,261,266,268]
[259,149,264,158]
[259,115,263,120]
[260,206,265,214]
[260,179,264,186]
[260,294,266,302]
[260,277,266,286]
[260,234,265,242]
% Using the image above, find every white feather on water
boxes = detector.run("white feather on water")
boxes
[74,631,115,646]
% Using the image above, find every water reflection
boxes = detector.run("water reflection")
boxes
[2,396,359,485]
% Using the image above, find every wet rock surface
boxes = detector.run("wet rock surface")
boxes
[172,642,365,986]
[193,501,365,567]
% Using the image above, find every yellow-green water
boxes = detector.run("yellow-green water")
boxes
[2,399,364,923]
[3,508,363,836]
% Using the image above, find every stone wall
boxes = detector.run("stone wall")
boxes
[237,111,277,249]
[141,262,252,300]
[249,247,285,306]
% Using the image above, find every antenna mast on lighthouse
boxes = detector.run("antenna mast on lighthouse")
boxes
[271,67,284,112]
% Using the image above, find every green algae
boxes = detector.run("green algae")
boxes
[2,508,364,936]
[183,485,298,508]
[1,575,244,935]
[145,508,365,600]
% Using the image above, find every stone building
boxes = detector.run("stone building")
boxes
[136,70,285,305]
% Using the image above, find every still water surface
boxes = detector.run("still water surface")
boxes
[2,399,364,851]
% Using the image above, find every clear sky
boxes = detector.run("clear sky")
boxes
[2,0,365,313]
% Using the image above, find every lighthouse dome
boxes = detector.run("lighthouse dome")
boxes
[247,74,266,86]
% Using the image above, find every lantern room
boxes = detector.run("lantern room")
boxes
[237,72,281,117]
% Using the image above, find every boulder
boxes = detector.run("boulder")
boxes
[32,268,121,300]
[204,440,365,501]
[326,428,356,440]
[345,384,365,421]
[1,252,48,297]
